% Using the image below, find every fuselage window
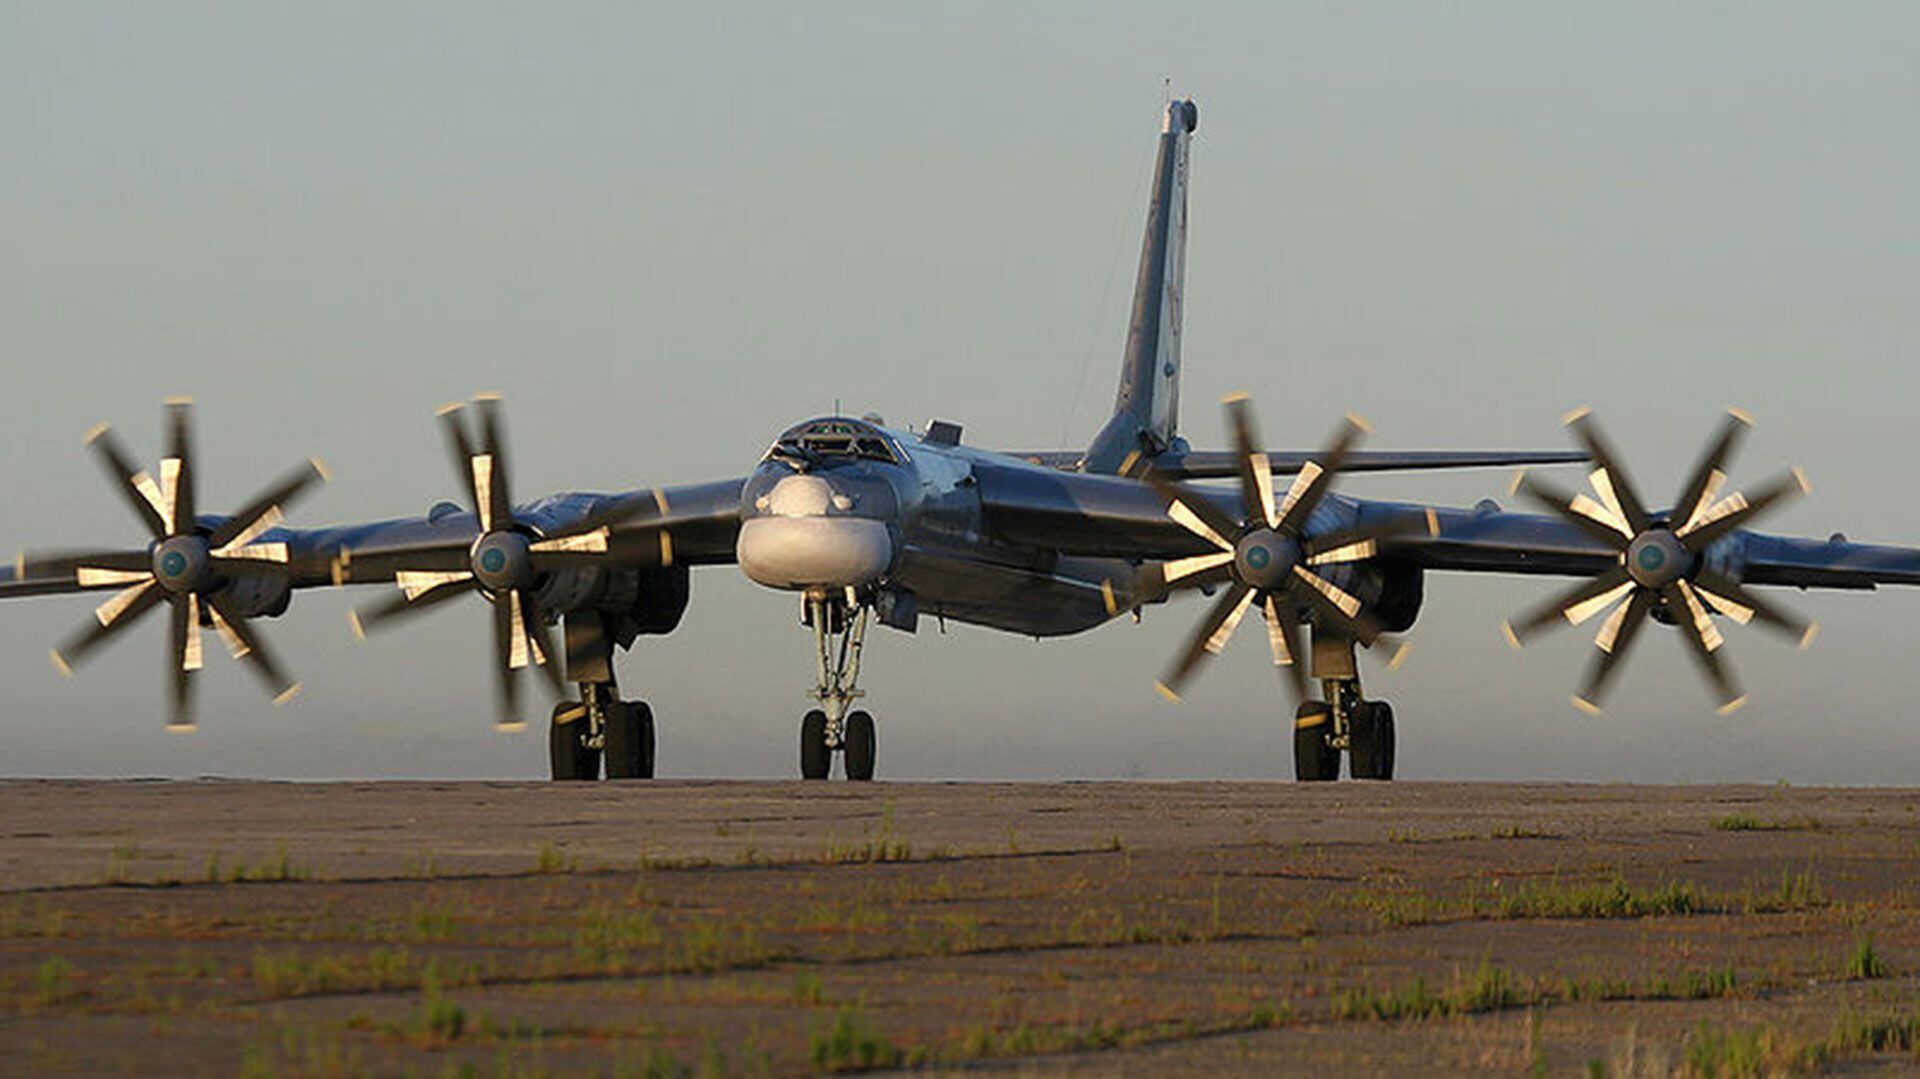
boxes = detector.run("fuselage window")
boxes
[765,422,901,466]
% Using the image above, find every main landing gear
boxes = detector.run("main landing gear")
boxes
[798,590,878,781]
[547,613,657,781]
[550,683,656,781]
[1292,632,1396,782]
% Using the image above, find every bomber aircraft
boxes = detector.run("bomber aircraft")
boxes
[8,99,1920,782]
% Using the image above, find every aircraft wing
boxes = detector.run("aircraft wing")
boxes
[1,477,746,598]
[975,462,1920,591]
[1370,501,1920,587]
[1004,448,1588,477]
[320,477,745,587]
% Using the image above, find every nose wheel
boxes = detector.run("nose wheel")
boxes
[797,592,878,781]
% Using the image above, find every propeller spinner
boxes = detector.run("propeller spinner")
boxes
[25,399,325,728]
[1143,395,1431,702]
[1504,408,1815,714]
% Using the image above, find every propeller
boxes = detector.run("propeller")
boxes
[1503,407,1815,715]
[344,394,668,730]
[25,398,327,729]
[1142,395,1431,703]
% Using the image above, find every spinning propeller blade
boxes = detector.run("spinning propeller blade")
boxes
[350,395,656,728]
[1140,397,1418,704]
[41,401,320,727]
[1504,409,1811,713]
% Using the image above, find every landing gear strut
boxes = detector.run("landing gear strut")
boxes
[549,681,656,781]
[1294,632,1396,782]
[548,613,656,781]
[798,590,877,781]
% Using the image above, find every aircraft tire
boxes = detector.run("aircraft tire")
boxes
[800,710,831,780]
[1293,702,1339,782]
[1349,701,1396,781]
[549,702,599,781]
[844,711,876,781]
[606,701,656,779]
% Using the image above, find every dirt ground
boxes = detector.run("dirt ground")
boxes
[0,779,1917,1076]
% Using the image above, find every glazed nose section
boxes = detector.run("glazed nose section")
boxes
[737,475,895,590]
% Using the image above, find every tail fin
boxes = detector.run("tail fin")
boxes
[1083,97,1198,476]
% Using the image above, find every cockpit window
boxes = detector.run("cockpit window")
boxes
[766,420,901,466]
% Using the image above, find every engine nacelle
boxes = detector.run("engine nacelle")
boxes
[611,565,691,645]
[1369,561,1425,634]
[531,564,693,649]
[1314,560,1424,634]
[218,573,292,619]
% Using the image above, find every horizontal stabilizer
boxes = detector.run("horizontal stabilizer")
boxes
[1007,448,1588,477]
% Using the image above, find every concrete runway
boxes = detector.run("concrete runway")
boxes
[2,780,1917,1075]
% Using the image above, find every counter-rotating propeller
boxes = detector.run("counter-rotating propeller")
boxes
[1141,395,1433,703]
[1504,408,1815,714]
[343,395,671,729]
[24,399,326,728]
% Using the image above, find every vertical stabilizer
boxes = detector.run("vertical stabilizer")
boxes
[1083,97,1198,475]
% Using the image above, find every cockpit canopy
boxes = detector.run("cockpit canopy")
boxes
[765,418,902,467]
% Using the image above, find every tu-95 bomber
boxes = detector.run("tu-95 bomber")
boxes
[9,98,1920,782]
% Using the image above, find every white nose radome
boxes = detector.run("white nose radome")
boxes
[737,517,894,590]
[739,475,892,590]
[765,475,834,517]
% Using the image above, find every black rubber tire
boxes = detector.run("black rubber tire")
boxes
[1349,701,1396,781]
[1371,702,1395,780]
[549,702,598,781]
[800,710,831,780]
[1293,702,1340,782]
[844,711,876,782]
[606,701,656,779]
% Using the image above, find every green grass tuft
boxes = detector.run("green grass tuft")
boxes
[811,1001,900,1072]
[1497,874,1699,919]
[1844,932,1889,979]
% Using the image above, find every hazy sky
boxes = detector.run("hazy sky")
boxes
[4,3,1919,782]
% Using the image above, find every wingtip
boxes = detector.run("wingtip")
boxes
[49,650,72,677]
[310,457,333,483]
[1717,695,1750,716]
[472,391,503,403]
[1791,466,1811,494]
[495,720,528,734]
[1386,641,1411,670]
[82,421,111,445]
[1508,469,1528,497]
[347,610,365,640]
[1220,390,1251,405]
[1728,406,1755,426]
[1571,695,1602,716]
[1153,682,1182,703]
[1346,410,1372,434]
[273,683,304,707]
[435,400,465,417]
[1799,622,1820,650]
[164,394,194,407]
[1424,507,1441,537]
[1500,622,1522,650]
[165,721,197,735]
[1101,579,1119,617]
[1560,406,1593,427]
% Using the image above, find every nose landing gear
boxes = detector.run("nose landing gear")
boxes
[798,590,878,781]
